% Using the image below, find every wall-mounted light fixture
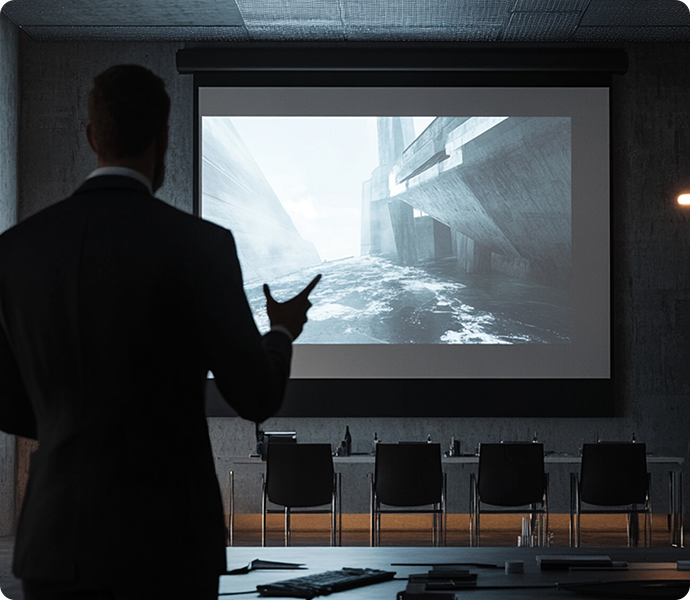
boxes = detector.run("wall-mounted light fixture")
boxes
[678,193,690,206]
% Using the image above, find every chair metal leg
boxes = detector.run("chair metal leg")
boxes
[627,507,640,547]
[644,511,650,547]
[331,475,338,546]
[369,473,376,547]
[532,509,546,548]
[575,479,582,548]
[645,508,654,548]
[544,473,550,548]
[228,470,234,547]
[432,508,437,547]
[476,510,481,547]
[338,472,343,546]
[529,506,544,547]
[441,472,447,547]
[569,472,578,548]
[261,477,267,547]
[670,469,683,547]
[284,507,291,546]
[528,506,536,546]
[469,473,478,547]
[376,510,381,546]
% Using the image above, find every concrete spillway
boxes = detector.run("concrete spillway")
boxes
[202,118,321,283]
[363,116,572,289]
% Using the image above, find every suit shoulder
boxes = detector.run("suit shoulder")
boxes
[152,201,236,244]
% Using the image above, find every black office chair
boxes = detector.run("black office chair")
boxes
[370,443,446,546]
[570,442,651,547]
[261,443,341,546]
[470,442,549,547]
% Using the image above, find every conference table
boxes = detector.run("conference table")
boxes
[227,453,684,548]
[219,545,690,599]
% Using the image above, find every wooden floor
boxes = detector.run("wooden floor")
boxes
[0,515,681,599]
[244,513,678,548]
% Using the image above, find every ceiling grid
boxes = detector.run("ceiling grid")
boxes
[1,0,689,42]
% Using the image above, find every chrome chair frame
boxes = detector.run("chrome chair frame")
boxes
[369,443,446,547]
[570,442,652,548]
[261,444,342,547]
[469,442,549,547]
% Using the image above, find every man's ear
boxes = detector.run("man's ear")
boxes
[86,123,99,154]
[156,124,169,157]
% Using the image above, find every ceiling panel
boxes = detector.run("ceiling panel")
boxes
[502,12,583,41]
[238,0,343,25]
[511,0,591,11]
[341,24,505,42]
[580,0,690,27]
[244,25,345,42]
[3,0,243,27]
[574,24,690,42]
[2,0,690,42]
[19,25,251,42]
[342,0,463,28]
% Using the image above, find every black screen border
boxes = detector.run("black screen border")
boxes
[185,45,619,418]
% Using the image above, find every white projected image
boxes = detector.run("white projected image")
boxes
[202,114,573,346]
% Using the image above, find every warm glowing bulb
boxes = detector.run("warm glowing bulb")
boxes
[678,193,690,206]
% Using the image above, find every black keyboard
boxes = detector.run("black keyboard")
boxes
[256,567,396,598]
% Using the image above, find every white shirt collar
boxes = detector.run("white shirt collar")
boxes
[86,166,153,194]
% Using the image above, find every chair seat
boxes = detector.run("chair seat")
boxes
[370,443,446,546]
[470,442,549,547]
[570,443,652,548]
[262,443,341,546]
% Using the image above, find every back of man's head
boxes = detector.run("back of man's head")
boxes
[88,64,170,161]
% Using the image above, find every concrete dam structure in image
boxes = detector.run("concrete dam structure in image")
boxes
[362,116,572,290]
[202,118,321,283]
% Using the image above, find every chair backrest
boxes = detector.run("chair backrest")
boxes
[265,443,334,508]
[477,443,546,507]
[374,443,443,507]
[580,443,648,506]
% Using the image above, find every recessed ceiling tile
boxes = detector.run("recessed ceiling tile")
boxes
[502,11,582,41]
[512,0,590,12]
[574,25,690,41]
[238,0,343,25]
[343,23,504,42]
[342,0,462,27]
[4,0,244,27]
[20,25,251,42]
[244,24,346,41]
[580,0,690,27]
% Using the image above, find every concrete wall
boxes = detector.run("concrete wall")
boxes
[16,38,192,220]
[0,10,20,537]
[6,38,690,529]
[0,13,18,234]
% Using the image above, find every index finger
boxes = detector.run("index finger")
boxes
[298,274,322,299]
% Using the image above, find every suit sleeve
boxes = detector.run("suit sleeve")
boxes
[0,324,38,439]
[195,227,290,423]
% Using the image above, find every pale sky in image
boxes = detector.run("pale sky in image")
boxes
[231,116,434,262]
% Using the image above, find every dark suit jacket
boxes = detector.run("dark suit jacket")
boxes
[0,175,290,586]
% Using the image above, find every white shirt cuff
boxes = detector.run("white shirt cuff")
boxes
[270,325,293,342]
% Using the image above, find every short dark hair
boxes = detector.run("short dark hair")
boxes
[88,64,170,160]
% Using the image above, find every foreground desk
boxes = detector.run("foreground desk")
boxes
[228,454,684,547]
[219,546,690,599]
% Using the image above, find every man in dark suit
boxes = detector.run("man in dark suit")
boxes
[0,64,319,599]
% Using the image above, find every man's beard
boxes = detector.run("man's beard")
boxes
[152,153,166,193]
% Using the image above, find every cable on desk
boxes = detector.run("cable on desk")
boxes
[391,562,500,569]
